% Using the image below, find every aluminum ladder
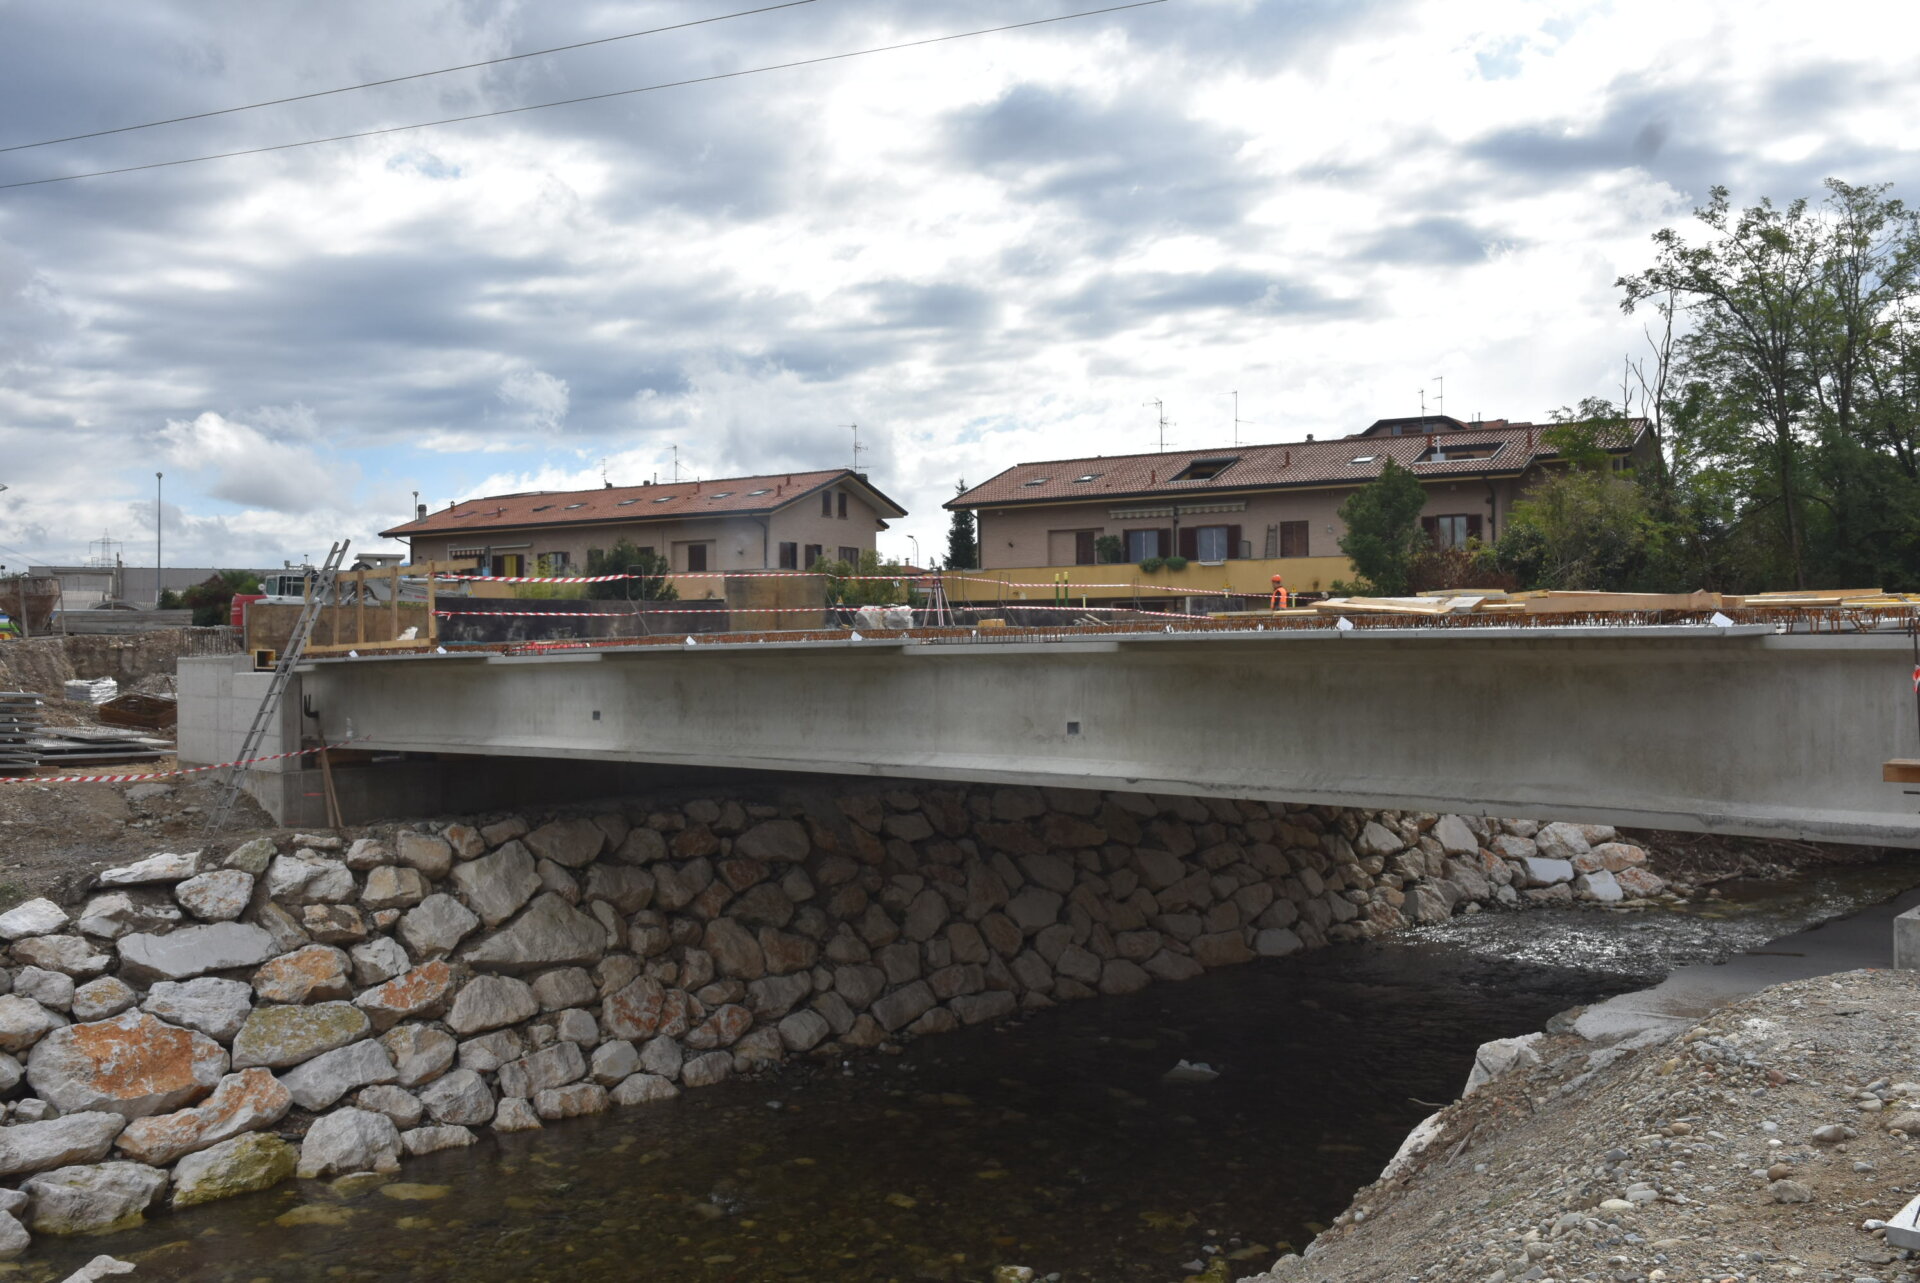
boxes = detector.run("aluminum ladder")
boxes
[204,540,349,833]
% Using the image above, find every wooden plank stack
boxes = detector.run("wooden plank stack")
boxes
[1,691,44,774]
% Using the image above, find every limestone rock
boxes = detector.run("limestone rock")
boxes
[294,1107,402,1178]
[447,975,538,1035]
[0,994,67,1053]
[1615,866,1667,897]
[418,1068,496,1126]
[401,1125,475,1156]
[356,1084,424,1130]
[0,1112,127,1178]
[1356,821,1403,857]
[23,1161,168,1235]
[584,864,655,915]
[872,981,936,1032]
[28,1011,228,1119]
[685,1004,752,1050]
[681,1051,732,1088]
[778,1009,830,1051]
[265,852,354,904]
[300,903,367,944]
[15,966,74,1011]
[638,1036,684,1080]
[174,869,255,921]
[350,936,412,986]
[1190,931,1254,968]
[398,894,480,958]
[0,1210,24,1260]
[457,1030,524,1074]
[703,919,765,980]
[460,893,605,971]
[224,837,278,874]
[1520,857,1575,887]
[1254,927,1304,957]
[251,945,353,1005]
[344,838,393,870]
[734,819,809,863]
[498,1043,587,1099]
[12,935,112,978]
[610,1073,679,1106]
[615,827,668,864]
[0,897,69,941]
[1431,815,1478,857]
[71,978,138,1022]
[75,892,181,941]
[142,978,254,1043]
[590,1039,639,1085]
[118,923,276,983]
[950,991,1016,1025]
[534,1083,609,1120]
[531,967,596,1012]
[170,1132,297,1208]
[395,831,455,880]
[448,841,541,927]
[524,818,605,869]
[230,1002,370,1070]
[491,1097,541,1132]
[99,851,200,887]
[360,865,430,912]
[113,1068,291,1165]
[1006,887,1062,933]
[281,1040,398,1110]
[380,1026,457,1087]
[1535,822,1592,861]
[1574,870,1624,903]
[354,961,454,1030]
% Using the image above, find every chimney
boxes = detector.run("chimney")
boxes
[415,504,427,520]
[1306,433,1315,442]
[1149,468,1156,484]
[1283,450,1291,467]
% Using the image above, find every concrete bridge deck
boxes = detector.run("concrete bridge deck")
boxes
[180,621,1920,844]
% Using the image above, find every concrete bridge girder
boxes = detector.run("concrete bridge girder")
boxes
[181,625,1920,846]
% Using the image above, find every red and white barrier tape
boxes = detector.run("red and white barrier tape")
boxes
[427,569,1268,598]
[432,603,1211,622]
[0,740,354,786]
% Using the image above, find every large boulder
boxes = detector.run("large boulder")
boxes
[1431,815,1479,857]
[0,897,68,941]
[140,978,254,1043]
[170,1133,298,1208]
[12,936,112,978]
[230,1003,370,1070]
[446,975,537,1035]
[0,995,67,1053]
[417,1068,496,1126]
[23,1162,169,1235]
[353,961,454,1030]
[381,1026,457,1087]
[294,1108,401,1178]
[251,945,353,1004]
[734,820,809,863]
[265,852,355,904]
[397,894,480,958]
[460,894,605,971]
[0,1112,127,1178]
[1535,822,1592,861]
[448,842,541,927]
[27,1012,228,1119]
[117,923,276,983]
[114,1068,292,1165]
[524,818,605,869]
[279,1041,398,1110]
[174,869,255,922]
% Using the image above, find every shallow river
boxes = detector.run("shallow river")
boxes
[19,861,1920,1283]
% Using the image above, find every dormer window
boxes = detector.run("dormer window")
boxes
[1416,441,1504,463]
[1171,456,1238,481]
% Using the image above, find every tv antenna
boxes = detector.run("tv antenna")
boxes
[1418,388,1427,418]
[848,424,866,472]
[1231,390,1244,447]
[1433,376,1445,420]
[1145,399,1172,451]
[670,445,684,482]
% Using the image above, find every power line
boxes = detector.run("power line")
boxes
[0,2,1168,191]
[0,0,823,156]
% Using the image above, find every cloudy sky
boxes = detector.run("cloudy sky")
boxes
[2,0,1916,572]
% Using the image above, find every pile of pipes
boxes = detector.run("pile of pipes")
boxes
[0,690,43,774]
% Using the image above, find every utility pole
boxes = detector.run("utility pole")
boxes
[154,472,163,609]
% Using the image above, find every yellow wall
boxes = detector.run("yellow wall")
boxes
[941,555,1354,604]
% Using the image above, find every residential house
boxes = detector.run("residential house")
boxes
[380,469,908,587]
[943,415,1652,602]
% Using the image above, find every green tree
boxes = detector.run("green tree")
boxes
[814,549,909,606]
[944,481,978,570]
[180,570,261,627]
[1495,471,1661,591]
[1336,458,1428,595]
[584,541,678,601]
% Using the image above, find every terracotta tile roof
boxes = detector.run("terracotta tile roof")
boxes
[947,419,1647,510]
[382,468,906,539]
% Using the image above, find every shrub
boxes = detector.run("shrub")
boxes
[1163,555,1189,571]
[1139,556,1166,573]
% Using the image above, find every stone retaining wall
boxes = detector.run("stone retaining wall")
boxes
[0,784,1665,1255]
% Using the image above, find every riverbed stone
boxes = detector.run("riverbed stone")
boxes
[448,842,541,927]
[1255,928,1304,958]
[610,1073,679,1106]
[534,1082,608,1119]
[280,1040,398,1110]
[590,1039,639,1085]
[1574,870,1624,903]
[230,1002,370,1070]
[113,1068,291,1165]
[418,1069,496,1126]
[491,1097,541,1132]
[294,1107,402,1178]
[395,831,455,880]
[447,975,538,1035]
[355,1084,424,1129]
[1520,857,1575,888]
[170,1133,297,1208]
[23,1161,169,1235]
[354,961,455,1029]
[461,893,605,971]
[681,1051,732,1088]
[71,977,137,1022]
[141,978,253,1043]
[397,894,480,958]
[1534,822,1592,861]
[0,1210,23,1260]
[499,1043,587,1099]
[174,869,255,922]
[1615,866,1667,897]
[0,1112,127,1177]
[638,1035,684,1080]
[118,923,277,983]
[27,1011,228,1119]
[0,897,69,941]
[401,1125,475,1156]
[381,1026,456,1087]
[871,981,936,1032]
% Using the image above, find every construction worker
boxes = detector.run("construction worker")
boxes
[1269,576,1289,611]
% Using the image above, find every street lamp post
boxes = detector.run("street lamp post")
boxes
[155,472,163,609]
[907,535,920,569]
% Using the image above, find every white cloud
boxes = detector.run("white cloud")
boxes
[156,410,342,514]
[496,368,570,432]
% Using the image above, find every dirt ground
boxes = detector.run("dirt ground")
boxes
[1250,968,1920,1283]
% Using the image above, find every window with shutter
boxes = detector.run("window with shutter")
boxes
[1194,526,1231,562]
[804,544,822,567]
[1226,524,1243,560]
[1278,521,1309,557]
[778,542,798,570]
[1177,527,1199,560]
[1074,531,1097,565]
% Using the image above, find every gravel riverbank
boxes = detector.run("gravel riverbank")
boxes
[1249,967,1920,1283]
